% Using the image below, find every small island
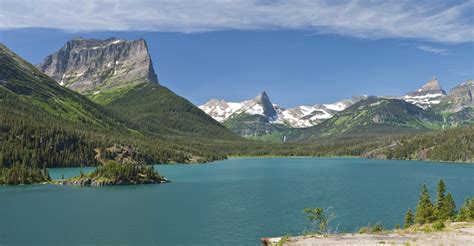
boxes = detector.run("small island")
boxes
[57,161,169,186]
[1,145,169,186]
[58,144,171,186]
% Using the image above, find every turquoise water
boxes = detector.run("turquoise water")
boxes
[1,158,473,245]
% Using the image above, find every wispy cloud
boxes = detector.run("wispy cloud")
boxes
[417,45,449,55]
[0,0,473,43]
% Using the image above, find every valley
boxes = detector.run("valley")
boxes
[1,37,473,181]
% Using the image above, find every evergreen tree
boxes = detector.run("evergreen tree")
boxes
[415,184,434,225]
[404,208,415,228]
[457,198,474,221]
[444,192,457,220]
[435,179,447,220]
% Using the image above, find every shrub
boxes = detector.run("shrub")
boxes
[432,220,445,231]
[358,222,384,234]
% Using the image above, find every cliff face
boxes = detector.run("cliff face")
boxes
[37,37,158,94]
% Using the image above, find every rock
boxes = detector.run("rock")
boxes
[36,37,158,94]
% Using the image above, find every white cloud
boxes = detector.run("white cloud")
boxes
[0,0,472,43]
[417,45,449,55]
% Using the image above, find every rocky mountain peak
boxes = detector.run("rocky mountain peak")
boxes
[404,76,447,109]
[37,37,158,94]
[255,91,269,102]
[409,76,447,96]
[252,91,277,119]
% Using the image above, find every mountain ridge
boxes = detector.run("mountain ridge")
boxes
[200,77,472,140]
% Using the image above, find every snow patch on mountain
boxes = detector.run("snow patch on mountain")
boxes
[403,76,446,109]
[200,93,366,128]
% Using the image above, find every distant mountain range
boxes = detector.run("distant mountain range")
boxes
[1,37,472,166]
[200,76,473,140]
[200,92,367,128]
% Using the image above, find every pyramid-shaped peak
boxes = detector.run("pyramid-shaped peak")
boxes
[407,76,446,96]
[255,91,270,101]
[422,76,443,90]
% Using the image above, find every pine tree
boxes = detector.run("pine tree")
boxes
[444,192,457,220]
[457,198,474,221]
[404,208,415,228]
[415,184,434,225]
[435,179,447,220]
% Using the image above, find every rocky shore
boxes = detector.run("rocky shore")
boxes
[56,176,170,186]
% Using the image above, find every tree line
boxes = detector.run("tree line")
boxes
[404,179,474,229]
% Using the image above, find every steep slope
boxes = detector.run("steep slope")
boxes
[291,97,443,141]
[37,37,158,94]
[102,83,241,140]
[403,76,447,109]
[0,43,127,129]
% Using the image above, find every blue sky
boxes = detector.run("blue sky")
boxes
[0,0,473,107]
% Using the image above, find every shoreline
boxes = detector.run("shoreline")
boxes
[227,155,474,164]
[262,221,474,245]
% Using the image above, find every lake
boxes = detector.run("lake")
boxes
[1,158,473,245]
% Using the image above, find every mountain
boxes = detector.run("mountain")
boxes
[403,76,447,109]
[200,91,277,122]
[37,37,158,94]
[37,37,241,142]
[200,92,366,128]
[288,97,444,141]
[431,79,474,125]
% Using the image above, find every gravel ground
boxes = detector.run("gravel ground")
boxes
[266,222,474,246]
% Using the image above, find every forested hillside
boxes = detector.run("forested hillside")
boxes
[98,83,241,140]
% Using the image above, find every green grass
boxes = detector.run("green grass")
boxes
[87,85,136,105]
